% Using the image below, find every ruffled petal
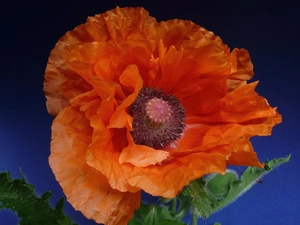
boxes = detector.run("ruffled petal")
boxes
[226,136,263,167]
[155,44,187,93]
[127,152,226,198]
[87,115,139,193]
[119,131,169,167]
[181,78,227,115]
[186,82,281,124]
[175,82,282,151]
[227,48,254,92]
[69,89,101,120]
[66,42,118,83]
[108,65,143,130]
[44,45,92,116]
[44,7,157,116]
[153,24,232,97]
[178,48,253,114]
[101,7,157,41]
[49,106,140,224]
[176,119,280,153]
[67,40,156,85]
[153,19,223,53]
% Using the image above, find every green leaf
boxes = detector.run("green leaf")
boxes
[156,220,187,225]
[211,154,291,213]
[0,171,77,225]
[205,169,238,200]
[172,192,192,221]
[186,178,213,218]
[128,218,143,225]
[129,203,187,225]
[159,191,191,221]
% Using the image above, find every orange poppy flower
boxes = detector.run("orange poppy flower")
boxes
[44,7,281,225]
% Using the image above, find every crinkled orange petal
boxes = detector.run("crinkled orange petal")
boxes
[67,42,118,83]
[227,48,254,92]
[178,50,253,116]
[185,82,281,124]
[226,136,263,167]
[110,40,157,86]
[67,40,156,86]
[87,115,139,193]
[43,46,92,116]
[119,131,169,167]
[168,134,257,162]
[108,65,143,130]
[69,89,101,120]
[153,19,223,53]
[155,32,230,95]
[101,7,157,41]
[175,81,282,150]
[127,152,226,198]
[126,136,260,198]
[147,26,252,104]
[44,7,156,116]
[181,78,227,115]
[177,120,280,153]
[67,57,124,126]
[49,106,140,224]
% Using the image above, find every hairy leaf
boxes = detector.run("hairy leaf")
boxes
[0,172,76,225]
[211,155,291,212]
[186,178,213,218]
[205,169,238,200]
[129,203,187,225]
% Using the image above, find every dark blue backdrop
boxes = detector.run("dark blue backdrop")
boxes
[1,1,299,224]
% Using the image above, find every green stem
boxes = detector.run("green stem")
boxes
[149,205,155,225]
[192,205,199,225]
[170,198,177,215]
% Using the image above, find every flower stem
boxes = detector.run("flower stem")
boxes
[170,198,177,215]
[192,205,199,225]
[149,205,155,225]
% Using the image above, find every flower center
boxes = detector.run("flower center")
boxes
[145,97,172,124]
[129,87,186,149]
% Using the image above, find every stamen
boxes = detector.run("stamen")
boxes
[129,87,186,149]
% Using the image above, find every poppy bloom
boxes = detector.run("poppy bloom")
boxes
[44,7,281,225]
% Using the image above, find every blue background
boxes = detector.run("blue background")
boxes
[1,0,299,224]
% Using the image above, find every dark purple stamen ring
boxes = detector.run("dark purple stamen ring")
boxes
[129,87,186,149]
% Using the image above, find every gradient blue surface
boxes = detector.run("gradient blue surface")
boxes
[1,1,299,224]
